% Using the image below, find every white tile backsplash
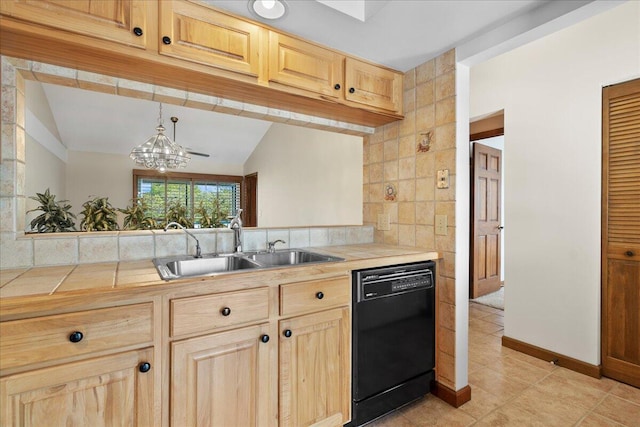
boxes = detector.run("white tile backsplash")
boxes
[34,236,78,266]
[289,228,310,248]
[243,229,267,252]
[79,235,118,263]
[154,233,187,257]
[119,234,154,260]
[0,232,33,268]
[0,226,374,268]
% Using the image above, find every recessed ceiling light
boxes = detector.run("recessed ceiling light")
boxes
[248,0,288,20]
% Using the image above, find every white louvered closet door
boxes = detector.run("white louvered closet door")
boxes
[601,78,640,387]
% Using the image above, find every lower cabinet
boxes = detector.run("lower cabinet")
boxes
[171,323,274,427]
[0,347,155,426]
[279,307,350,427]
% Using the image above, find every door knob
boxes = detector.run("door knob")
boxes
[69,331,84,343]
[497,226,504,230]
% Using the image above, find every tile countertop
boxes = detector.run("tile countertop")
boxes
[0,244,439,318]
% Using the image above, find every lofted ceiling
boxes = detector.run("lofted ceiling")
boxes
[31,0,604,164]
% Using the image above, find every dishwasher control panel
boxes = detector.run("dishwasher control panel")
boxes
[354,261,435,301]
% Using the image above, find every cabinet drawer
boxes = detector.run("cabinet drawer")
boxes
[280,277,350,317]
[171,287,269,337]
[0,303,153,371]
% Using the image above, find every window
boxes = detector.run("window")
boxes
[133,170,241,227]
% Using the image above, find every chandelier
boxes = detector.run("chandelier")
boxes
[130,103,190,173]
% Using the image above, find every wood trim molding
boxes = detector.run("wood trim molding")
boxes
[431,381,471,408]
[502,336,601,379]
[470,128,504,141]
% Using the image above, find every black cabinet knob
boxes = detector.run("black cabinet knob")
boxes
[349,87,355,94]
[69,331,83,343]
[334,84,341,90]
[162,36,172,45]
[625,250,635,257]
[139,362,151,373]
[221,307,231,316]
[316,291,324,300]
[260,334,270,343]
[133,27,143,37]
[283,329,292,338]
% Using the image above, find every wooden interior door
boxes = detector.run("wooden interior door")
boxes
[471,143,503,298]
[601,78,640,387]
[243,173,258,227]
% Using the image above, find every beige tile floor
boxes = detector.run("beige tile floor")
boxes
[369,301,640,427]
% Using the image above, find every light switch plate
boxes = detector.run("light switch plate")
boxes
[377,213,391,231]
[435,214,447,235]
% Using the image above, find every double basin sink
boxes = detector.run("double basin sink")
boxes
[153,249,344,281]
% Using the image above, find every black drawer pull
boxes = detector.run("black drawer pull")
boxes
[283,329,292,338]
[133,27,143,37]
[260,334,270,343]
[69,331,83,343]
[625,250,635,257]
[349,87,355,94]
[162,36,172,45]
[221,307,231,316]
[316,291,324,300]
[139,362,151,373]
[334,84,341,90]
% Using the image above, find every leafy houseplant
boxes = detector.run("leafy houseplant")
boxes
[80,196,119,231]
[119,199,158,230]
[195,199,225,228]
[27,188,76,233]
[166,200,193,228]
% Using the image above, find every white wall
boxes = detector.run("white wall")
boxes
[469,1,639,365]
[244,123,363,227]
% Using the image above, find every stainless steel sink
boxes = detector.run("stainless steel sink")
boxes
[153,249,344,280]
[246,249,343,266]
[153,254,261,280]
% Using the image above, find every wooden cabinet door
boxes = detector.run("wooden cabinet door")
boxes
[159,0,261,77]
[279,307,350,427]
[0,348,156,426]
[344,57,402,113]
[602,78,640,387]
[269,32,344,98]
[171,323,273,427]
[0,0,148,48]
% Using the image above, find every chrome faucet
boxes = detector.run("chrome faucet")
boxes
[228,209,243,253]
[164,222,202,258]
[268,239,286,253]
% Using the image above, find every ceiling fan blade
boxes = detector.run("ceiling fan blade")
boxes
[187,150,210,158]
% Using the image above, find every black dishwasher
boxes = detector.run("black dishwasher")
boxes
[349,261,436,426]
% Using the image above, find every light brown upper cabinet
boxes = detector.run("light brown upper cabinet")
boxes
[269,32,403,114]
[345,57,403,114]
[0,0,149,48]
[159,0,262,77]
[269,32,344,99]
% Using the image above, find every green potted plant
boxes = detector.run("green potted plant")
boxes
[195,198,224,228]
[166,200,193,228]
[80,196,119,231]
[26,188,76,232]
[119,198,158,230]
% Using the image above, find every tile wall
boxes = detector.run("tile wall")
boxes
[363,49,458,389]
